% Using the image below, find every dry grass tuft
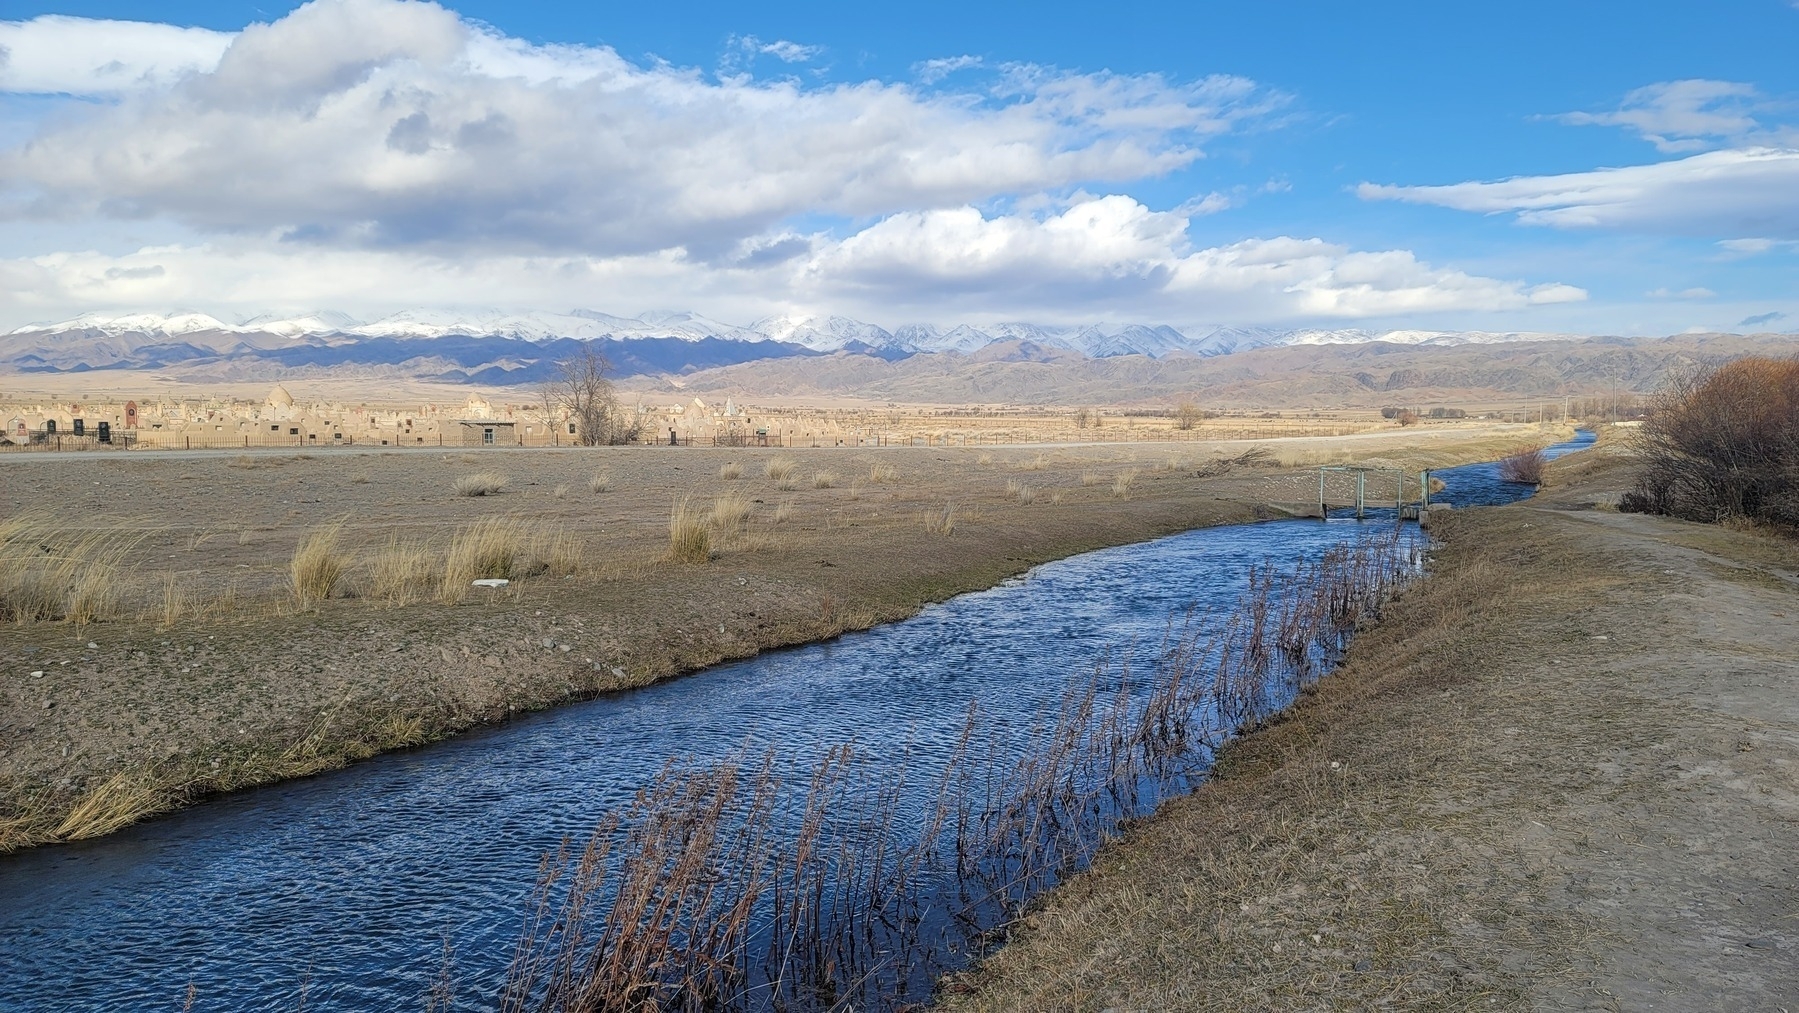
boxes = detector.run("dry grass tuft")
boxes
[869,463,898,483]
[773,498,795,524]
[1111,468,1139,500]
[588,472,612,494]
[719,461,744,480]
[1017,454,1049,471]
[0,517,139,625]
[53,769,171,842]
[290,523,347,607]
[812,471,839,489]
[710,491,753,535]
[1080,471,1103,487]
[667,497,712,564]
[921,502,957,535]
[764,457,799,481]
[1005,478,1038,504]
[159,572,189,629]
[367,537,438,606]
[437,515,572,602]
[977,453,995,465]
[452,472,509,497]
[552,483,570,500]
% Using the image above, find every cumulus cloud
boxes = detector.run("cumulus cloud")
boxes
[0,197,1583,326]
[0,0,1280,259]
[1359,147,1799,238]
[0,15,232,95]
[1555,79,1780,152]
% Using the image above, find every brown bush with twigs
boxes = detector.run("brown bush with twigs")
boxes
[1497,446,1546,485]
[500,528,1420,1011]
[1620,356,1799,526]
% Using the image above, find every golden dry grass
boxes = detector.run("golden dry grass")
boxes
[289,523,347,607]
[1111,468,1139,499]
[920,502,957,535]
[366,537,437,606]
[667,497,711,564]
[588,472,612,493]
[452,471,509,497]
[719,461,743,479]
[710,491,753,535]
[869,463,898,483]
[811,470,839,489]
[0,517,139,625]
[764,457,798,481]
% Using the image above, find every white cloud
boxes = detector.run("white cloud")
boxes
[0,15,232,95]
[0,197,1583,327]
[915,55,983,84]
[1717,237,1799,256]
[1360,147,1799,238]
[728,34,822,64]
[0,0,1280,260]
[1646,286,1716,299]
[1555,79,1780,152]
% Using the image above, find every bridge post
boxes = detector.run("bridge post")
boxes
[1356,470,1366,520]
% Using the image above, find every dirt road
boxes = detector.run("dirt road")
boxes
[944,446,1799,1009]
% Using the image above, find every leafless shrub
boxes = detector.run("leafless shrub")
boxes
[1620,357,1799,526]
[1497,446,1546,485]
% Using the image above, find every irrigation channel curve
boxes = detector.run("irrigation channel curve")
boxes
[0,432,1595,1011]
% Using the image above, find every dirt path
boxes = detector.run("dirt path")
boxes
[942,448,1799,1010]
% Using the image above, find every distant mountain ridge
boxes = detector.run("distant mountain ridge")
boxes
[1,308,1602,383]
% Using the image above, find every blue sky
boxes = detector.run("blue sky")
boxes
[1,0,1796,334]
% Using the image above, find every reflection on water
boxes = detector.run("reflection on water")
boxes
[0,432,1593,1012]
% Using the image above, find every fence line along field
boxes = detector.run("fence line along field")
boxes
[0,416,1568,850]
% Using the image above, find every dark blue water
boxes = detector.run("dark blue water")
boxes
[0,432,1592,1011]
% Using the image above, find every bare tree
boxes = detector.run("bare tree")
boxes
[545,346,640,446]
[1174,402,1203,431]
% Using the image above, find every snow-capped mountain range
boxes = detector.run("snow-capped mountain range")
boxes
[5,308,1578,361]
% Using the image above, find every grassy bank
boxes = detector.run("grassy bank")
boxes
[938,436,1799,1008]
[0,427,1568,852]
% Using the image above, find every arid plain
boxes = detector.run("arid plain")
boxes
[0,410,1560,849]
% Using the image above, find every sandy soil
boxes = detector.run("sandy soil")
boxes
[0,425,1552,849]
[940,438,1799,1009]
